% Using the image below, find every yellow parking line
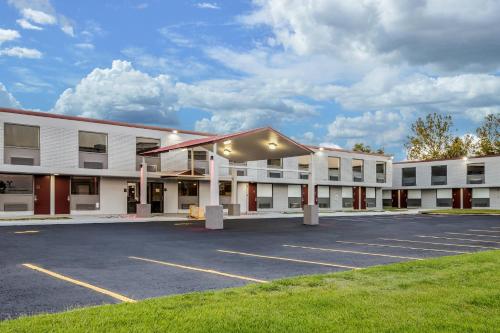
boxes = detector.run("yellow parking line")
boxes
[416,235,500,244]
[129,256,268,283]
[446,232,500,238]
[379,238,498,250]
[336,241,469,254]
[22,263,136,303]
[283,244,422,260]
[468,229,500,233]
[217,250,361,270]
[14,230,40,234]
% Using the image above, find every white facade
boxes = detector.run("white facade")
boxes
[0,109,392,216]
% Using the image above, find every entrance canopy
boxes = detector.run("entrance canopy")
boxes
[142,127,313,162]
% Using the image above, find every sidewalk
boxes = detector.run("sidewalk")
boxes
[0,209,422,227]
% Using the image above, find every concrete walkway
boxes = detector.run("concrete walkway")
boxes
[0,210,422,227]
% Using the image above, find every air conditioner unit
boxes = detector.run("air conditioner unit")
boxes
[11,157,34,165]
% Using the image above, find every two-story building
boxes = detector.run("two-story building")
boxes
[0,107,392,217]
[385,156,500,209]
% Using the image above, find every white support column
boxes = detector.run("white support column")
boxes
[304,153,319,225]
[49,175,55,215]
[137,156,151,217]
[206,143,223,229]
[228,166,240,216]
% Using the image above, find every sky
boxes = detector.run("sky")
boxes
[1,0,500,160]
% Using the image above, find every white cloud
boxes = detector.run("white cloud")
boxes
[158,27,193,47]
[196,2,220,10]
[0,83,22,108]
[52,60,179,124]
[16,18,43,30]
[75,43,94,50]
[21,8,56,25]
[0,28,20,44]
[0,47,42,58]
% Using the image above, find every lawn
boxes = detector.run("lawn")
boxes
[1,251,499,333]
[422,209,500,215]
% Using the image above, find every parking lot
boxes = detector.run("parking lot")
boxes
[1,214,499,320]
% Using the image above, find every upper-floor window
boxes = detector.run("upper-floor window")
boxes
[467,163,485,184]
[352,159,364,182]
[188,150,208,175]
[376,162,386,183]
[4,123,39,149]
[267,158,283,178]
[328,157,340,181]
[298,156,309,180]
[79,131,107,153]
[431,165,447,185]
[136,137,161,172]
[188,150,207,161]
[402,167,416,186]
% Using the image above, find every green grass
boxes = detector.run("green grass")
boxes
[383,207,409,212]
[422,209,500,215]
[0,216,71,222]
[1,251,499,333]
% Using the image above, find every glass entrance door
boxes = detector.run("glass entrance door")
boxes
[127,182,139,214]
[148,182,164,213]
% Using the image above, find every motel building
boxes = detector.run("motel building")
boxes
[0,107,498,227]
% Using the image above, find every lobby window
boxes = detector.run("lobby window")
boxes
[472,188,490,207]
[467,163,485,184]
[317,186,330,208]
[436,189,452,207]
[136,137,161,172]
[402,167,416,186]
[407,190,422,207]
[328,157,340,181]
[4,123,40,166]
[287,185,302,208]
[0,174,33,212]
[79,131,108,169]
[267,159,283,178]
[257,183,273,209]
[178,180,198,209]
[352,159,364,182]
[376,162,386,183]
[431,165,447,185]
[219,181,232,209]
[71,176,100,211]
[366,187,376,208]
[341,186,353,208]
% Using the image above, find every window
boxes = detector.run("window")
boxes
[178,180,199,209]
[257,183,273,209]
[376,162,386,183]
[402,167,416,186]
[0,174,33,194]
[136,137,160,155]
[4,123,39,149]
[407,189,422,207]
[298,155,310,180]
[436,189,452,207]
[188,150,207,161]
[317,186,330,208]
[382,190,392,207]
[219,181,231,196]
[341,186,353,208]
[328,157,340,181]
[288,185,302,208]
[467,163,485,184]
[365,187,376,208]
[472,188,490,207]
[431,165,447,185]
[352,159,364,182]
[188,150,208,174]
[267,159,283,178]
[136,138,161,171]
[79,131,107,153]
[71,177,100,195]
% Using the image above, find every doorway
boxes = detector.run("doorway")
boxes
[301,184,308,208]
[392,190,399,208]
[463,188,472,209]
[353,186,366,210]
[127,182,139,214]
[34,175,50,215]
[452,188,461,208]
[54,176,70,214]
[148,182,164,213]
[248,183,257,211]
[400,190,408,208]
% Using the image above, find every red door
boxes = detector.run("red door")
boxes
[452,188,461,209]
[400,190,408,208]
[392,190,399,208]
[55,176,70,214]
[463,188,472,209]
[361,187,367,209]
[301,185,308,208]
[248,183,257,211]
[353,187,360,209]
[34,175,51,215]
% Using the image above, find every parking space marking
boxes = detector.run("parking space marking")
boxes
[416,235,500,244]
[468,229,500,233]
[446,232,500,238]
[22,263,136,303]
[217,250,361,270]
[14,230,40,234]
[379,238,498,250]
[129,256,268,283]
[283,244,422,260]
[336,241,469,254]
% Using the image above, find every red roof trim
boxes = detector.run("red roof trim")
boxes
[0,107,215,137]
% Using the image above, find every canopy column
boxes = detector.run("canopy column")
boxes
[206,143,224,229]
[228,166,240,216]
[137,156,151,217]
[303,153,319,225]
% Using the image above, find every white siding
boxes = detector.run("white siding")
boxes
[100,178,127,214]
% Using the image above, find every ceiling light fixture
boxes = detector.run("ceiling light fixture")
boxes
[223,148,232,156]
[223,140,232,145]
[268,142,277,150]
[319,147,324,151]
[462,156,468,161]
[172,130,178,134]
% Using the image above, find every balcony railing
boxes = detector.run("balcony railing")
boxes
[402,177,416,186]
[431,176,447,185]
[467,174,485,184]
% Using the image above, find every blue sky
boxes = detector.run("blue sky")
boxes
[1,0,500,160]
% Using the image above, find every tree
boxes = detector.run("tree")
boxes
[352,143,385,154]
[475,113,500,156]
[444,134,477,159]
[405,113,454,160]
